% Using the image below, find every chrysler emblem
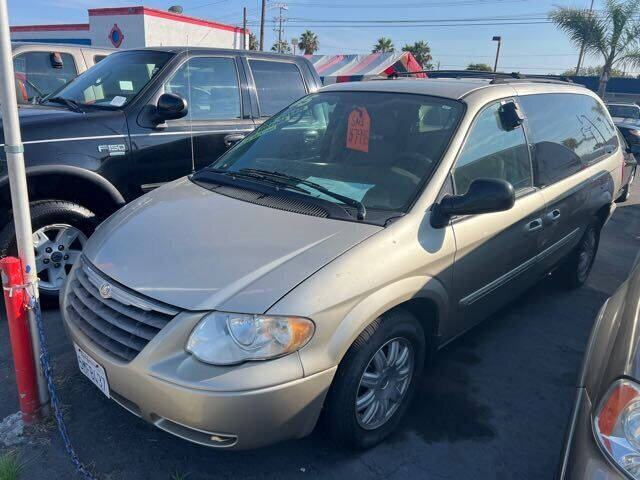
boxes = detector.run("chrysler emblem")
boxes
[99,283,112,299]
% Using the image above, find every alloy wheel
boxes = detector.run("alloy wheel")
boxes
[355,337,414,430]
[33,224,86,292]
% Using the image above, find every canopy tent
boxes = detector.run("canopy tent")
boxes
[308,52,426,84]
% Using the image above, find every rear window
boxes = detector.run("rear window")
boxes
[607,104,640,119]
[249,60,306,116]
[519,93,618,185]
[13,51,77,103]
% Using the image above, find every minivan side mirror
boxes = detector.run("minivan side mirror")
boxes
[50,52,63,69]
[498,101,524,131]
[156,93,187,122]
[430,178,516,228]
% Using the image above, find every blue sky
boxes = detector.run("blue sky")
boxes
[7,0,634,75]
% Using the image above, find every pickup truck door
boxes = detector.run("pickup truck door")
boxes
[129,54,255,194]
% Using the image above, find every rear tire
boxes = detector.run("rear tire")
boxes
[554,220,601,289]
[0,200,96,303]
[324,309,426,450]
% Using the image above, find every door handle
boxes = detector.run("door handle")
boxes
[547,209,561,221]
[224,133,245,147]
[526,218,543,232]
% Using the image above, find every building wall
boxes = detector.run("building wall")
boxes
[10,24,90,45]
[143,12,246,49]
[88,8,146,49]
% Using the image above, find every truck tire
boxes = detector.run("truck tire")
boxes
[323,309,426,450]
[0,200,96,303]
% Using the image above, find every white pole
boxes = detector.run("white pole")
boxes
[0,0,49,411]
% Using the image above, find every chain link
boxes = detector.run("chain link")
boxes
[31,296,98,480]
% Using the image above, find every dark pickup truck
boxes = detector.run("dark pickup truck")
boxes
[0,47,321,298]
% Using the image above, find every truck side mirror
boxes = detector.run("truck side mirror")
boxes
[156,93,187,122]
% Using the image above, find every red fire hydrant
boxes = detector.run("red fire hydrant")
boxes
[1,256,39,424]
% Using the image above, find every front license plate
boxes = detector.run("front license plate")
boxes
[75,344,110,398]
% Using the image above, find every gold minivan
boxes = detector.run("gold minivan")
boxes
[61,75,622,450]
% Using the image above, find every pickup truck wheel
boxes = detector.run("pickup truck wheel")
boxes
[555,221,601,289]
[324,309,425,450]
[0,200,96,302]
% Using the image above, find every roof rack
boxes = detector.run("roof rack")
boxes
[388,69,575,86]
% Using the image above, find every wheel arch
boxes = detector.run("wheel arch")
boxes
[0,165,126,217]
[324,275,448,370]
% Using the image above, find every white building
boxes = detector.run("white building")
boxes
[10,6,248,50]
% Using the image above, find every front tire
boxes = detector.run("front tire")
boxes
[0,200,96,302]
[324,309,426,450]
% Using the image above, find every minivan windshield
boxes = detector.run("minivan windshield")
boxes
[42,50,173,109]
[607,104,640,120]
[202,91,464,214]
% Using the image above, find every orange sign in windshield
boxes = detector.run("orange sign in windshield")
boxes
[346,107,370,153]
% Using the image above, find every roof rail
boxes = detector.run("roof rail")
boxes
[388,69,575,86]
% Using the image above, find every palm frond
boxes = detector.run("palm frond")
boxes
[549,7,607,55]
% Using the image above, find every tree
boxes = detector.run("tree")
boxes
[271,40,291,54]
[467,63,493,72]
[550,0,640,97]
[402,41,432,69]
[561,65,629,77]
[298,30,319,55]
[248,32,259,51]
[372,37,394,53]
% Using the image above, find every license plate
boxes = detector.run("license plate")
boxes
[75,344,110,398]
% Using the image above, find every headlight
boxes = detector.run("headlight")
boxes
[594,379,640,478]
[186,311,315,365]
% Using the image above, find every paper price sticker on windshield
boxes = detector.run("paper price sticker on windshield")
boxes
[346,107,370,153]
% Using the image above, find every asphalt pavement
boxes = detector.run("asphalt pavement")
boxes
[1,181,639,480]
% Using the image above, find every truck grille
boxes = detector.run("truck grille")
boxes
[65,257,179,362]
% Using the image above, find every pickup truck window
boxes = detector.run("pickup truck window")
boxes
[13,51,77,103]
[45,50,172,108]
[249,60,306,116]
[164,57,241,120]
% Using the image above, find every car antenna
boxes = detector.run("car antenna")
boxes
[186,35,196,173]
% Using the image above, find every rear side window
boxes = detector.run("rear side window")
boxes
[453,101,532,195]
[249,60,306,116]
[13,51,77,103]
[519,93,618,186]
[94,55,107,63]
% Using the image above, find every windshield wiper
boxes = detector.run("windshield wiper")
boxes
[208,168,311,195]
[240,168,367,220]
[43,96,83,113]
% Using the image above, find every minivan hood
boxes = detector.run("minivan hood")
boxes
[83,178,382,312]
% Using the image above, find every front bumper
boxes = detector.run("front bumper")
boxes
[62,307,336,450]
[557,387,625,479]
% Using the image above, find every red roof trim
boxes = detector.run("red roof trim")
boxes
[88,6,246,34]
[10,23,89,32]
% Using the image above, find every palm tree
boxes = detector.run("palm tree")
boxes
[271,40,291,54]
[550,0,640,97]
[402,41,432,69]
[298,30,319,55]
[372,37,394,53]
[248,32,259,51]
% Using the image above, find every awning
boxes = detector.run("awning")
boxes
[307,51,426,84]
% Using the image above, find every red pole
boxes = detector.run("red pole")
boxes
[1,256,39,424]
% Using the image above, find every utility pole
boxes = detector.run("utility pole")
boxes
[575,0,596,75]
[492,35,502,72]
[259,0,266,51]
[292,37,298,55]
[242,6,247,50]
[0,0,49,412]
[274,3,288,53]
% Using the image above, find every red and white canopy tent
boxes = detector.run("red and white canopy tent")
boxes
[308,51,426,84]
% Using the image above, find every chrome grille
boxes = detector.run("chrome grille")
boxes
[65,257,179,362]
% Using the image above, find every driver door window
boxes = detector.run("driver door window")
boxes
[453,101,532,195]
[164,56,241,121]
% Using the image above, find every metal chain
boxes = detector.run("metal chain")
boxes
[30,295,98,480]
